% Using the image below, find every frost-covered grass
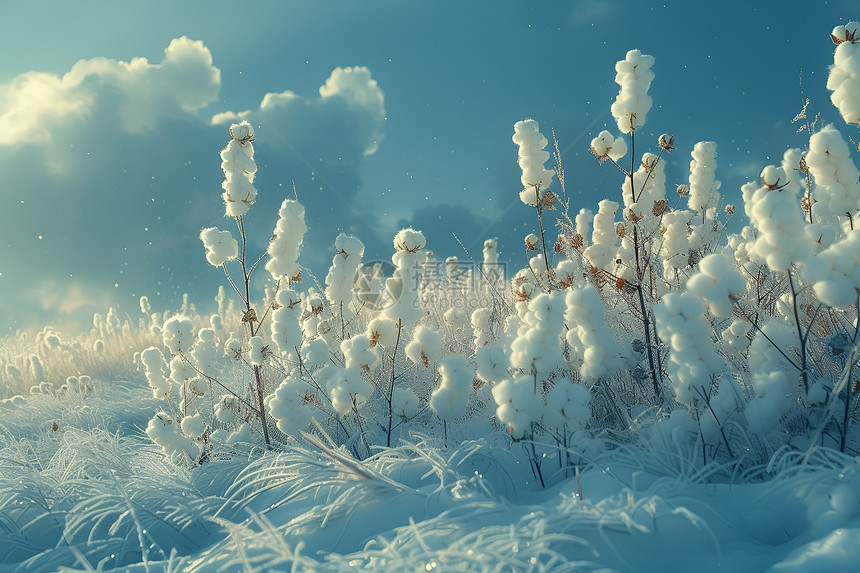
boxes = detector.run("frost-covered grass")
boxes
[2,379,860,572]
[4,20,860,573]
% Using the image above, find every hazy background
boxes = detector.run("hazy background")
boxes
[0,0,853,334]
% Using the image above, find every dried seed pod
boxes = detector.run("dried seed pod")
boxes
[658,134,675,151]
[616,222,626,238]
[725,204,735,215]
[677,184,690,197]
[652,199,668,216]
[542,190,557,209]
[570,234,584,249]
[242,308,258,323]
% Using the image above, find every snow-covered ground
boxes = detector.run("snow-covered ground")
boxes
[2,378,859,572]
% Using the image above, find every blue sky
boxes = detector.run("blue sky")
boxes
[0,0,855,334]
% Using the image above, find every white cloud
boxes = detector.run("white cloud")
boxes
[213,66,385,155]
[0,36,220,145]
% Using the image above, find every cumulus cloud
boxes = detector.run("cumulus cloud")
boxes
[0,39,388,334]
[0,37,220,145]
[213,66,384,156]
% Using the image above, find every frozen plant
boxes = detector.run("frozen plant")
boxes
[827,21,860,125]
[611,49,655,133]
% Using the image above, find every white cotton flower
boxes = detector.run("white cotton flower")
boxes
[688,142,721,218]
[492,376,544,439]
[660,210,694,271]
[271,289,303,359]
[610,49,655,133]
[653,292,724,407]
[268,375,316,436]
[684,254,745,318]
[341,334,381,370]
[476,344,508,383]
[220,122,258,217]
[169,356,193,385]
[325,233,364,308]
[146,412,200,461]
[224,334,242,358]
[367,317,399,348]
[300,338,330,367]
[827,22,860,125]
[141,346,171,399]
[575,208,593,248]
[405,325,442,367]
[162,315,193,354]
[431,355,475,421]
[229,120,255,142]
[181,414,206,438]
[443,307,468,329]
[329,367,373,415]
[384,228,426,328]
[721,319,752,352]
[392,387,419,419]
[742,165,811,273]
[806,125,860,225]
[248,336,264,366]
[199,227,239,266]
[590,130,627,162]
[471,308,492,349]
[565,286,622,381]
[546,378,591,429]
[524,233,539,250]
[583,199,619,269]
[266,199,307,281]
[393,227,426,253]
[800,230,860,307]
[513,119,555,205]
[510,292,566,374]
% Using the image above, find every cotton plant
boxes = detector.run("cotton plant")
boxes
[805,124,860,230]
[564,285,622,381]
[492,375,544,439]
[827,21,860,126]
[512,119,555,206]
[430,355,476,422]
[611,49,655,134]
[324,233,364,327]
[382,227,426,329]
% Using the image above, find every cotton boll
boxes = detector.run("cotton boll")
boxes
[229,120,254,142]
[443,307,469,329]
[611,50,655,133]
[684,254,744,317]
[141,346,171,399]
[268,376,316,436]
[248,336,264,366]
[393,227,426,253]
[366,317,399,348]
[431,355,475,421]
[265,200,307,281]
[199,227,239,267]
[827,25,860,125]
[300,338,329,367]
[341,334,381,370]
[471,308,493,349]
[392,387,419,419]
[325,233,365,308]
[329,367,373,415]
[405,325,442,367]
[721,319,752,352]
[162,315,193,354]
[224,335,242,358]
[805,125,860,225]
[181,414,206,438]
[583,199,619,269]
[513,119,555,202]
[476,344,508,383]
[492,376,543,438]
[169,356,193,385]
[271,289,303,358]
